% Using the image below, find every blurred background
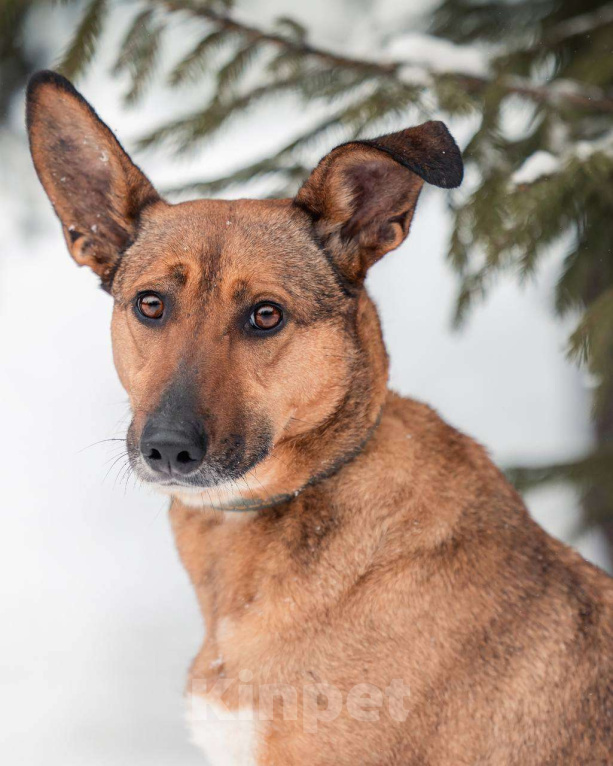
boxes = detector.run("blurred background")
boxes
[1,0,612,763]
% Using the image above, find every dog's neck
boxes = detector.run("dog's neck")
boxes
[169,392,469,632]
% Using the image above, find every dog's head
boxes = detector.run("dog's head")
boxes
[27,70,462,508]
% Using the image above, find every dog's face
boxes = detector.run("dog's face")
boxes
[27,71,462,507]
[109,198,355,494]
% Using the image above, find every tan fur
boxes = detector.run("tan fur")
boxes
[173,395,613,764]
[27,71,613,764]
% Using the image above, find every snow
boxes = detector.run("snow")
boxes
[0,2,608,765]
[397,64,433,88]
[574,131,613,160]
[512,132,613,185]
[388,33,488,77]
[511,150,561,185]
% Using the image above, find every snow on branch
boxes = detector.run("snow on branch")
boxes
[511,151,561,185]
[543,2,613,46]
[152,0,613,115]
[511,133,613,186]
[387,33,488,78]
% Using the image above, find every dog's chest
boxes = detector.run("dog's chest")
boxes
[187,693,259,766]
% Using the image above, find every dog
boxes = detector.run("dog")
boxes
[27,70,613,765]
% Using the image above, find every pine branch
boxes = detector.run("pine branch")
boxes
[216,39,263,93]
[541,3,613,47]
[498,3,613,63]
[568,287,613,368]
[164,158,308,196]
[57,0,107,79]
[159,82,427,194]
[169,28,236,85]
[113,8,164,104]
[137,75,308,150]
[507,448,613,499]
[151,0,613,114]
[153,0,398,77]
[450,130,613,326]
[506,448,613,534]
[159,111,368,192]
[274,16,307,43]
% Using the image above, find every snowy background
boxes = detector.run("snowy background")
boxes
[0,1,608,764]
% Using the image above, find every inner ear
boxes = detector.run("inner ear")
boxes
[27,71,160,289]
[339,158,423,250]
[300,149,425,282]
[295,121,463,283]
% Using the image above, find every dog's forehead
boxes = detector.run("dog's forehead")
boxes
[113,196,341,303]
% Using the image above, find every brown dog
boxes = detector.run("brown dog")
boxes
[27,70,613,765]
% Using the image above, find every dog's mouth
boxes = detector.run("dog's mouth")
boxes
[129,450,282,512]
[127,426,273,494]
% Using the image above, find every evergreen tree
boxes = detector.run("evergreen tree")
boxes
[0,0,83,121]
[0,1,48,120]
[5,0,613,561]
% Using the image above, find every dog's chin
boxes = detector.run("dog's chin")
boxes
[138,470,242,494]
[155,480,243,507]
[131,456,264,508]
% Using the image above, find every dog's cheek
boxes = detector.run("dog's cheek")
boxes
[111,307,135,396]
[257,324,353,441]
[290,337,352,429]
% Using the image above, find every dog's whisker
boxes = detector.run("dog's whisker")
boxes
[122,464,136,495]
[204,488,216,509]
[267,451,291,470]
[103,453,130,485]
[77,437,126,455]
[113,459,132,492]
[245,470,267,495]
[101,450,130,468]
[229,477,244,501]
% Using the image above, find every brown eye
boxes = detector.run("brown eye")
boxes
[250,303,284,332]
[136,292,165,320]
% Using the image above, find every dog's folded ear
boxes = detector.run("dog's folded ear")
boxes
[26,71,160,290]
[294,121,463,282]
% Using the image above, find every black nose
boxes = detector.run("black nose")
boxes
[140,421,206,477]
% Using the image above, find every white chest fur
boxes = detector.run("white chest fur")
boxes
[187,694,259,766]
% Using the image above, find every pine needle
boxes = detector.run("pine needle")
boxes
[57,0,107,79]
[169,29,236,86]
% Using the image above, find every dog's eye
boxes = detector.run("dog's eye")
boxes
[136,292,165,320]
[249,303,284,332]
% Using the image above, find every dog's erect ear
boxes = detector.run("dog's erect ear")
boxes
[26,71,160,289]
[294,121,463,283]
